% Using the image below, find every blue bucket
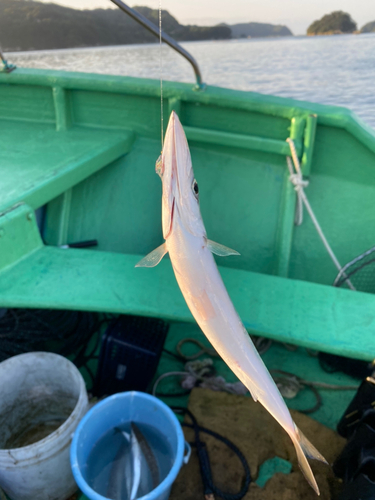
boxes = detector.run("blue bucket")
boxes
[70,391,191,500]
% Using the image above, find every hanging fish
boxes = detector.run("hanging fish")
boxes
[136,111,327,495]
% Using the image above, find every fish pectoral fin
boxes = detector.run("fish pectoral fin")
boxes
[247,386,258,402]
[135,243,168,268]
[207,239,240,257]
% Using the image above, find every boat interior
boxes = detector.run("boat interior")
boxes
[0,68,374,366]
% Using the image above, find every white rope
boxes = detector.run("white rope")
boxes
[152,371,188,396]
[287,166,309,226]
[159,0,164,149]
[286,138,308,225]
[286,139,356,291]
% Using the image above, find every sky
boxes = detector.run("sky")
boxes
[37,0,375,35]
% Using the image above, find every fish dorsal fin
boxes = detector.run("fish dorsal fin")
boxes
[207,239,240,257]
[135,243,168,268]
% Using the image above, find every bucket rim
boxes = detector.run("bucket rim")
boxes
[70,391,186,500]
[0,352,87,464]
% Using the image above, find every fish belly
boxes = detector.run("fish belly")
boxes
[169,232,294,436]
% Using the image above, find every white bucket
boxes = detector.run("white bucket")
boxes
[0,352,88,500]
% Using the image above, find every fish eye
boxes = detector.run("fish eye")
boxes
[192,179,199,197]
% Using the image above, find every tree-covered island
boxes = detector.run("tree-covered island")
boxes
[307,11,357,35]
[361,21,375,34]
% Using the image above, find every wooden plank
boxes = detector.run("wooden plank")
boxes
[0,122,134,211]
[0,247,373,361]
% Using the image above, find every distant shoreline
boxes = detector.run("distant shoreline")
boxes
[5,36,301,54]
[8,33,375,56]
[4,35,297,53]
[307,30,361,36]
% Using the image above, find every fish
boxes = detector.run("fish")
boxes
[108,424,158,500]
[136,111,327,495]
[107,428,134,500]
[128,427,141,500]
[131,423,159,495]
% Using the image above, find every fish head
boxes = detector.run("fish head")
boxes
[156,111,206,240]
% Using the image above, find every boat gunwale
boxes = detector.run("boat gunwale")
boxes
[0,67,374,157]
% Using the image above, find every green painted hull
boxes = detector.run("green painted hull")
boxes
[0,68,374,360]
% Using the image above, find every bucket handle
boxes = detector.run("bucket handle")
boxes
[183,440,191,464]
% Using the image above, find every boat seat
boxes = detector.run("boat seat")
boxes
[0,121,134,212]
[0,203,373,362]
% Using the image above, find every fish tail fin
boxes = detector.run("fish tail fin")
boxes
[291,425,328,496]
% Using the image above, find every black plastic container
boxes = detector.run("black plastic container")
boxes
[337,376,375,438]
[94,315,168,397]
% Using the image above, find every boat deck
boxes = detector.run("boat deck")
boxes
[0,241,374,361]
[0,120,133,212]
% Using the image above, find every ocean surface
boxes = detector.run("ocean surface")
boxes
[7,33,375,129]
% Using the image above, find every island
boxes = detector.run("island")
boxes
[361,21,375,33]
[307,11,357,35]
[223,22,292,38]
[0,0,293,52]
[0,0,230,51]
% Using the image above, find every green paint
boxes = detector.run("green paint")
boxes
[0,121,134,212]
[0,250,374,360]
[289,116,306,147]
[0,68,375,362]
[274,115,306,278]
[0,204,43,272]
[256,457,293,487]
[52,86,71,131]
[274,169,296,277]
[301,114,317,176]
[168,97,181,117]
[184,125,301,156]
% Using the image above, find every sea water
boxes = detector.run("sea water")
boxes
[85,422,174,500]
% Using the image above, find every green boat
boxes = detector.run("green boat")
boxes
[1,65,374,358]
[1,6,375,498]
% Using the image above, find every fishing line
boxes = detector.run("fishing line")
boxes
[159,0,164,150]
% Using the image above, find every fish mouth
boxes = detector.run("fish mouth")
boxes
[161,111,198,239]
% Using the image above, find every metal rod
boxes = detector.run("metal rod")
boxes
[109,0,205,89]
[0,48,16,73]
